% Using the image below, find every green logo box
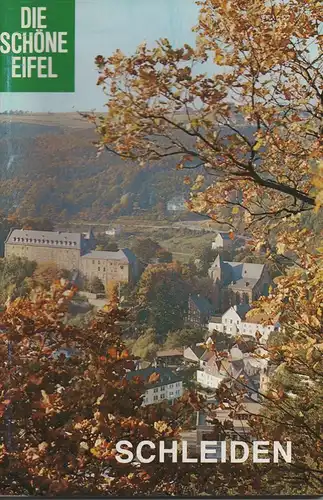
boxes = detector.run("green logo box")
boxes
[0,0,75,92]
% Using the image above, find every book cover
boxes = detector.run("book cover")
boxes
[0,0,322,497]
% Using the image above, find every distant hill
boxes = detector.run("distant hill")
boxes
[0,115,190,222]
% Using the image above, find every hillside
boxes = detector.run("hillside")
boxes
[0,114,190,222]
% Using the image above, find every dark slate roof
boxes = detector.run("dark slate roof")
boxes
[6,228,82,249]
[122,248,138,265]
[190,295,214,314]
[234,304,251,319]
[210,256,264,289]
[81,248,136,263]
[217,232,232,240]
[126,367,181,389]
[227,262,264,281]
[189,345,206,359]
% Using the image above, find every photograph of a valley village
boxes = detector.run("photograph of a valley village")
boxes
[0,0,322,496]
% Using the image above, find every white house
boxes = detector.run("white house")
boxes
[167,195,187,212]
[196,343,268,395]
[211,232,233,251]
[208,305,279,343]
[105,226,121,237]
[126,367,183,406]
[196,352,230,390]
[211,231,247,251]
[196,368,227,389]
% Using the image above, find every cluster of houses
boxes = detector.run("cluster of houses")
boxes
[7,225,278,450]
[207,305,280,342]
[126,338,272,452]
[124,232,279,451]
[127,300,277,408]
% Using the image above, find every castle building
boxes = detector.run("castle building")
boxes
[208,255,271,312]
[4,228,140,287]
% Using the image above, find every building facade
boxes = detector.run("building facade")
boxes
[5,228,140,287]
[208,305,280,343]
[209,255,271,312]
[211,232,233,251]
[126,367,183,406]
[196,353,229,390]
[187,294,214,327]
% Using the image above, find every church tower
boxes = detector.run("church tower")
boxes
[209,254,224,313]
[209,254,223,284]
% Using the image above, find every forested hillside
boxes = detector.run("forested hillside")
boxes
[0,117,189,221]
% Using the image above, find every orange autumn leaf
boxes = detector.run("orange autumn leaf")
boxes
[147,372,160,384]
[107,347,118,358]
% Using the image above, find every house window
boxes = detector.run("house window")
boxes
[92,260,95,264]
[237,414,249,421]
[169,384,174,388]
[153,395,158,401]
[98,267,101,271]
[169,392,173,396]
[153,388,158,393]
[120,265,124,270]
